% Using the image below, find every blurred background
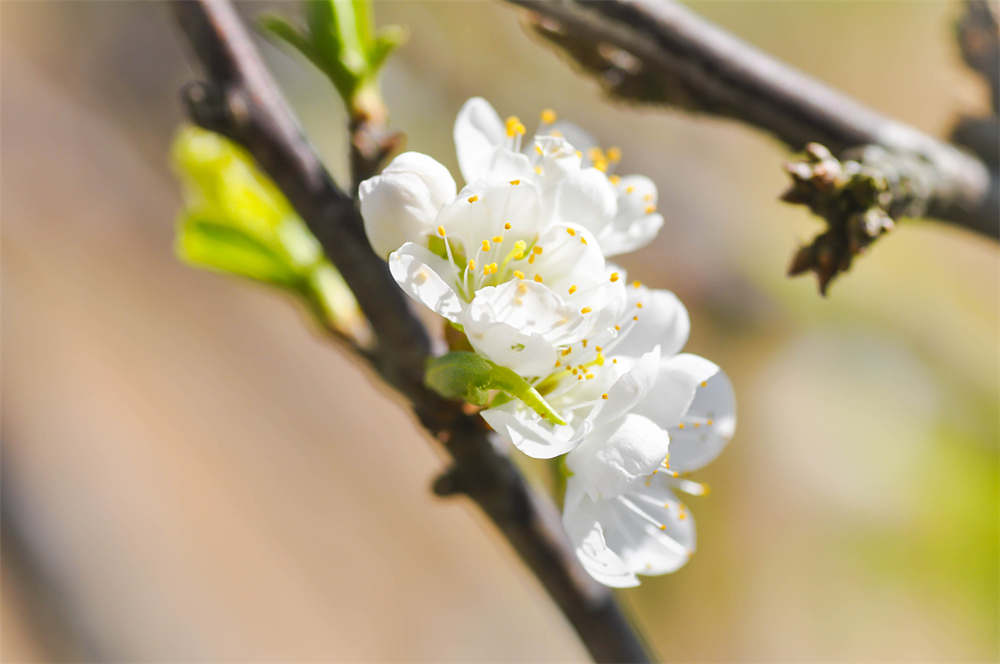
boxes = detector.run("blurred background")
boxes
[3,1,997,661]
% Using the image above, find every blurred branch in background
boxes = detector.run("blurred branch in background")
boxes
[508,0,999,293]
[171,0,650,661]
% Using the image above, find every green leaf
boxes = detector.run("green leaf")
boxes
[425,352,567,425]
[177,216,303,289]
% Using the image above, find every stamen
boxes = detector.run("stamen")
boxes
[566,228,576,236]
[609,272,620,282]
[540,108,557,124]
[568,285,577,294]
[636,302,644,309]
[608,174,621,185]
[606,147,622,163]
[625,186,635,194]
[437,226,446,237]
[632,280,641,288]
[481,240,491,252]
[504,222,512,230]
[468,259,476,271]
[645,205,656,214]
[509,179,520,186]
[533,274,543,283]
[601,393,609,400]
[492,235,503,243]
[467,195,479,203]
[513,270,525,279]
[581,307,592,314]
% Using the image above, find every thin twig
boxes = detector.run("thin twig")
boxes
[171,1,651,661]
[507,0,998,291]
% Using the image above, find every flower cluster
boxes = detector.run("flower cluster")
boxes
[360,98,735,587]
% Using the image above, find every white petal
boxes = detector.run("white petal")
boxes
[562,497,639,588]
[566,413,670,500]
[607,481,696,575]
[666,367,736,473]
[454,97,504,185]
[462,280,579,376]
[388,242,463,322]
[480,404,579,459]
[633,353,720,431]
[436,179,544,256]
[612,287,690,359]
[553,168,617,238]
[599,346,661,424]
[545,120,597,155]
[359,152,456,258]
[602,175,664,256]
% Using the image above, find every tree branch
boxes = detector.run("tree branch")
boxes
[171,1,651,661]
[507,0,998,290]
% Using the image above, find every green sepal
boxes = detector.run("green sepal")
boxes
[425,352,567,425]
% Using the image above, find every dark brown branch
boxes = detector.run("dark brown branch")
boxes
[171,1,650,661]
[508,0,998,291]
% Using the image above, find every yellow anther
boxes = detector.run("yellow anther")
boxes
[694,422,701,428]
[612,358,618,364]
[489,262,498,273]
[607,146,622,163]
[517,283,528,295]
[678,423,685,429]
[437,226,446,237]
[659,524,667,531]
[561,347,572,356]
[608,174,621,185]
[568,285,577,294]
[585,373,594,380]
[632,280,641,288]
[581,339,588,347]
[504,222,512,230]
[636,302,644,309]
[601,393,609,400]
[492,235,503,243]
[513,270,525,279]
[643,193,653,202]
[707,419,714,426]
[551,129,563,138]
[633,315,639,321]
[535,144,544,155]
[580,237,587,245]
[554,360,561,367]
[468,259,476,271]
[700,381,707,387]
[593,159,608,173]
[505,115,526,137]
[482,240,491,252]
[534,166,543,174]
[540,108,557,124]
[588,147,605,162]
[533,274,543,283]
[575,150,582,159]
[566,228,576,236]
[509,179,520,186]
[468,195,479,203]
[610,272,620,282]
[645,205,656,214]
[614,324,621,331]
[533,246,543,255]
[528,254,536,264]
[571,368,578,375]
[595,353,605,366]
[625,186,635,194]
[595,345,602,352]
[581,306,592,314]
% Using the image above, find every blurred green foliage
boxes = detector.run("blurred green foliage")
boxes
[172,125,362,336]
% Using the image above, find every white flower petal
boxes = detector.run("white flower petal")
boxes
[599,346,661,424]
[602,175,664,256]
[612,287,690,360]
[566,413,670,500]
[462,280,581,376]
[553,168,617,239]
[454,97,505,184]
[666,367,736,473]
[562,498,640,588]
[607,483,695,575]
[545,120,597,155]
[359,152,456,258]
[480,404,579,459]
[388,242,463,322]
[633,353,720,431]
